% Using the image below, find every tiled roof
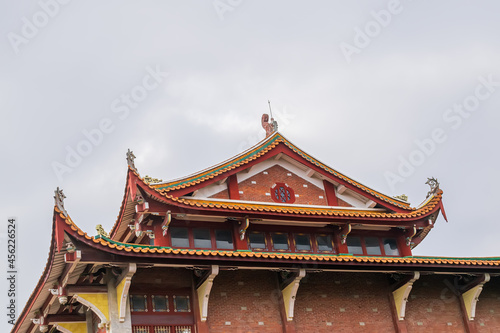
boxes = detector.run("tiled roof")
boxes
[59,207,500,268]
[152,132,413,210]
[149,189,443,220]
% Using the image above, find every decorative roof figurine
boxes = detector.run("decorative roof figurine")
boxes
[126,149,137,171]
[261,113,278,137]
[426,177,440,198]
[54,187,67,216]
[96,224,109,238]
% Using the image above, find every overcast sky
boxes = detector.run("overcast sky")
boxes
[2,1,500,330]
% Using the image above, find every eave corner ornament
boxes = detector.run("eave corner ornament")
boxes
[394,194,408,202]
[262,111,278,138]
[126,149,137,172]
[96,224,109,238]
[54,187,67,217]
[426,177,440,198]
[144,175,163,184]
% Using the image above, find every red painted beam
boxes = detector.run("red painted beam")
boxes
[323,180,338,206]
[227,174,240,200]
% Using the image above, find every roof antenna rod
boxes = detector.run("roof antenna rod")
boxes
[268,100,273,119]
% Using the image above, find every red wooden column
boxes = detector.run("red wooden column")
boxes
[192,276,209,333]
[323,180,338,206]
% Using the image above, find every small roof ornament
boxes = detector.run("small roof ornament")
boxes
[96,224,109,238]
[426,177,440,198]
[262,100,278,137]
[126,149,137,171]
[54,187,68,217]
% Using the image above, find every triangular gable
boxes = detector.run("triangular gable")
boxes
[151,132,411,212]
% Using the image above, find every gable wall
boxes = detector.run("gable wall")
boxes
[237,165,328,205]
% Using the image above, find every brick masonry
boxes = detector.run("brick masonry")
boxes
[405,275,466,332]
[293,272,395,333]
[475,276,500,332]
[207,270,283,333]
[210,164,353,207]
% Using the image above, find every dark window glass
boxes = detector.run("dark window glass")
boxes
[347,236,363,255]
[294,234,311,251]
[365,237,382,255]
[215,230,233,249]
[193,228,211,248]
[272,233,289,251]
[274,186,292,203]
[383,238,400,256]
[248,232,266,250]
[130,295,147,312]
[152,295,169,312]
[174,296,191,312]
[316,235,333,252]
[171,227,189,248]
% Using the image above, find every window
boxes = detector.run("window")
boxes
[294,234,311,252]
[173,296,191,312]
[271,233,289,251]
[270,183,296,204]
[365,237,382,255]
[248,232,267,250]
[170,227,189,248]
[152,295,169,312]
[346,236,363,255]
[346,236,400,256]
[215,230,233,249]
[130,295,148,312]
[316,234,334,252]
[193,228,211,248]
[383,238,400,256]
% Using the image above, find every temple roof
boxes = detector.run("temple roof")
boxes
[150,132,413,210]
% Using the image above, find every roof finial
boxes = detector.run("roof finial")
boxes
[126,149,137,171]
[54,187,68,216]
[425,177,440,198]
[96,224,109,238]
[262,101,278,138]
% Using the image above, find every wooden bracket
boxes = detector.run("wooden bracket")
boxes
[405,225,417,247]
[392,271,420,320]
[461,273,490,321]
[340,224,351,244]
[281,269,306,321]
[161,211,172,236]
[196,265,219,322]
[239,217,250,241]
[115,263,137,322]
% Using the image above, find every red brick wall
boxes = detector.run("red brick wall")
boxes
[202,271,500,333]
[210,164,338,206]
[293,272,395,332]
[476,276,500,332]
[207,270,284,332]
[405,275,466,332]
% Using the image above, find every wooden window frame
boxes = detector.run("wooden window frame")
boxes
[346,235,400,257]
[247,231,268,251]
[270,232,290,252]
[292,233,313,253]
[314,234,335,254]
